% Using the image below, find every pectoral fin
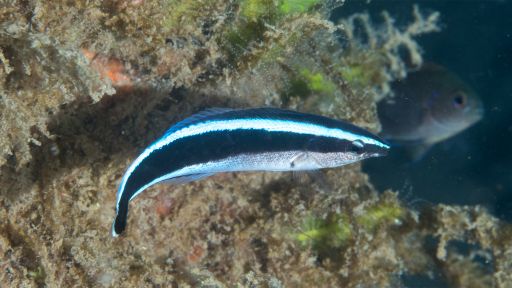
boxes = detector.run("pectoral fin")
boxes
[289,152,322,170]
[405,143,433,161]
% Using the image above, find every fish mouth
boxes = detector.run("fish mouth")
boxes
[373,138,391,157]
[364,151,388,159]
[463,106,484,127]
[365,143,390,158]
[474,106,485,121]
[369,152,385,158]
[375,148,389,157]
[469,98,485,122]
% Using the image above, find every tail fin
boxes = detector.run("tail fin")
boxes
[112,209,127,237]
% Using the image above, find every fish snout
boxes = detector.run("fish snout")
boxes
[365,139,390,158]
[463,104,484,127]
[468,96,485,122]
[474,106,485,121]
[373,144,390,158]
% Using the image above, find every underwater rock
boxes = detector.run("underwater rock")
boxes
[0,1,510,287]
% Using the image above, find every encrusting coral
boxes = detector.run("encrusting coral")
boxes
[0,1,510,287]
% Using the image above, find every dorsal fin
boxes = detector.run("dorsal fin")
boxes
[163,107,235,136]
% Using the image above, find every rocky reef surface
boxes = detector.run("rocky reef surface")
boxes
[1,1,511,287]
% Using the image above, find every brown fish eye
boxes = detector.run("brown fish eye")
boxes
[453,93,467,108]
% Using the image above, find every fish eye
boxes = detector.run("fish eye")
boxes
[453,92,467,109]
[351,140,365,154]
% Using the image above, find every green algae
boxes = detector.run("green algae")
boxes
[280,0,320,14]
[240,0,278,22]
[339,65,371,87]
[296,213,352,249]
[221,0,326,66]
[299,68,337,95]
[295,200,405,254]
[162,0,205,30]
[282,67,338,104]
[221,21,267,64]
[356,202,405,231]
[27,266,46,285]
[241,0,322,22]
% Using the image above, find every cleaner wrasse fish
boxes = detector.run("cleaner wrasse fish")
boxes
[112,107,390,236]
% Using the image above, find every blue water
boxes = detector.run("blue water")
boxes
[333,1,512,287]
[334,0,512,220]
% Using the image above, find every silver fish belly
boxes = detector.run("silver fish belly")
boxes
[112,107,389,236]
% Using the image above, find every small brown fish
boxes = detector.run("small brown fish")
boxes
[377,63,484,159]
